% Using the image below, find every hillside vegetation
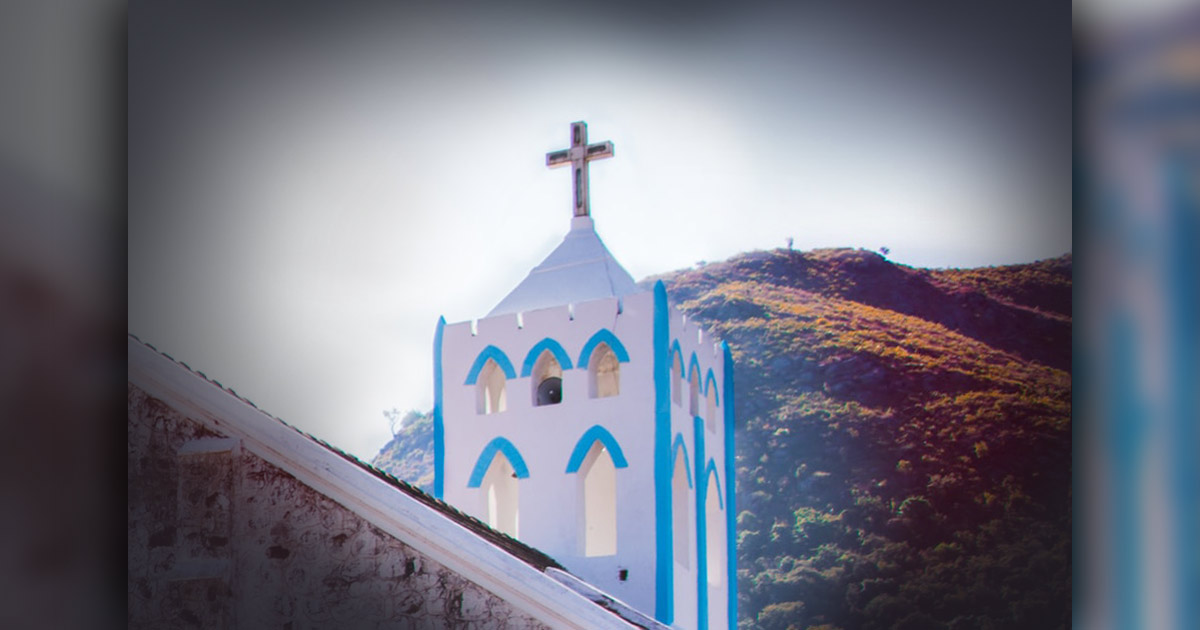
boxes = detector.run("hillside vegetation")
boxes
[374,248,1072,630]
[375,410,434,494]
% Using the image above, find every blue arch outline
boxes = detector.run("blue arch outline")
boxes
[669,340,683,370]
[520,337,573,376]
[704,368,720,405]
[565,425,629,473]
[687,352,702,382]
[464,346,517,385]
[466,437,530,488]
[577,329,631,368]
[703,459,724,510]
[671,433,693,488]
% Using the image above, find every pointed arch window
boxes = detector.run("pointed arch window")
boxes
[704,370,720,432]
[589,342,620,398]
[689,370,701,417]
[705,387,718,432]
[467,437,529,538]
[705,469,725,586]
[481,453,520,538]
[671,350,684,406]
[566,426,628,557]
[477,359,507,414]
[672,443,692,568]
[578,442,618,556]
[531,350,564,406]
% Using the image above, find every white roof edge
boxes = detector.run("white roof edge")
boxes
[546,568,673,630]
[127,336,639,630]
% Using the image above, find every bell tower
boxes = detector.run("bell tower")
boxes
[432,122,736,630]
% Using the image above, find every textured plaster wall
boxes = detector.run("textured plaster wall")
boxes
[128,384,551,630]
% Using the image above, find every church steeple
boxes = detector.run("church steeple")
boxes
[434,122,735,630]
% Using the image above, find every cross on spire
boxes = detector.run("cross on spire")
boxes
[546,121,614,218]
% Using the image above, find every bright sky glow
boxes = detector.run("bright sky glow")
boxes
[130,2,1070,460]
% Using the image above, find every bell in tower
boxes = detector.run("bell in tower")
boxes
[536,376,562,406]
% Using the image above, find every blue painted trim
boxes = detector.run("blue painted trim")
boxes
[694,415,709,630]
[464,345,517,384]
[1107,316,1142,629]
[433,317,446,499]
[704,368,720,405]
[704,459,724,510]
[1166,152,1199,630]
[687,352,702,382]
[577,328,631,368]
[653,281,674,623]
[565,425,629,472]
[520,337,573,376]
[671,433,693,488]
[669,340,683,368]
[466,437,530,488]
[721,341,737,630]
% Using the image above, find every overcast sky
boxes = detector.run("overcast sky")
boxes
[129,1,1071,460]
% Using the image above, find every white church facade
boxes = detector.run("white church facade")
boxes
[434,122,736,630]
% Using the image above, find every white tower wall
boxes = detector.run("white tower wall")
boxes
[440,292,659,615]
[435,286,734,630]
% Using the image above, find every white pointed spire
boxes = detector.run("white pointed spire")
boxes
[488,216,639,316]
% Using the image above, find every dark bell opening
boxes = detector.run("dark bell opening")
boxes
[618,569,628,581]
[536,377,562,406]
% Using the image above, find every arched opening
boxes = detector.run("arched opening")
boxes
[477,359,507,414]
[579,442,617,556]
[531,350,563,406]
[706,476,724,585]
[589,342,620,398]
[672,352,683,406]
[672,451,690,568]
[706,387,718,432]
[480,452,519,538]
[689,370,700,416]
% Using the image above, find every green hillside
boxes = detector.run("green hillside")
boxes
[373,247,1072,630]
[374,410,434,493]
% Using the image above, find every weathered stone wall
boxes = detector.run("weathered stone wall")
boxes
[128,384,551,629]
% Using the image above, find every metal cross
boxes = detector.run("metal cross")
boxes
[545,121,614,218]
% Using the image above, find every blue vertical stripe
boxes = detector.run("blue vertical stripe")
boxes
[1166,152,1198,630]
[433,317,446,499]
[1108,316,1142,630]
[722,341,737,630]
[694,415,708,630]
[653,281,674,623]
